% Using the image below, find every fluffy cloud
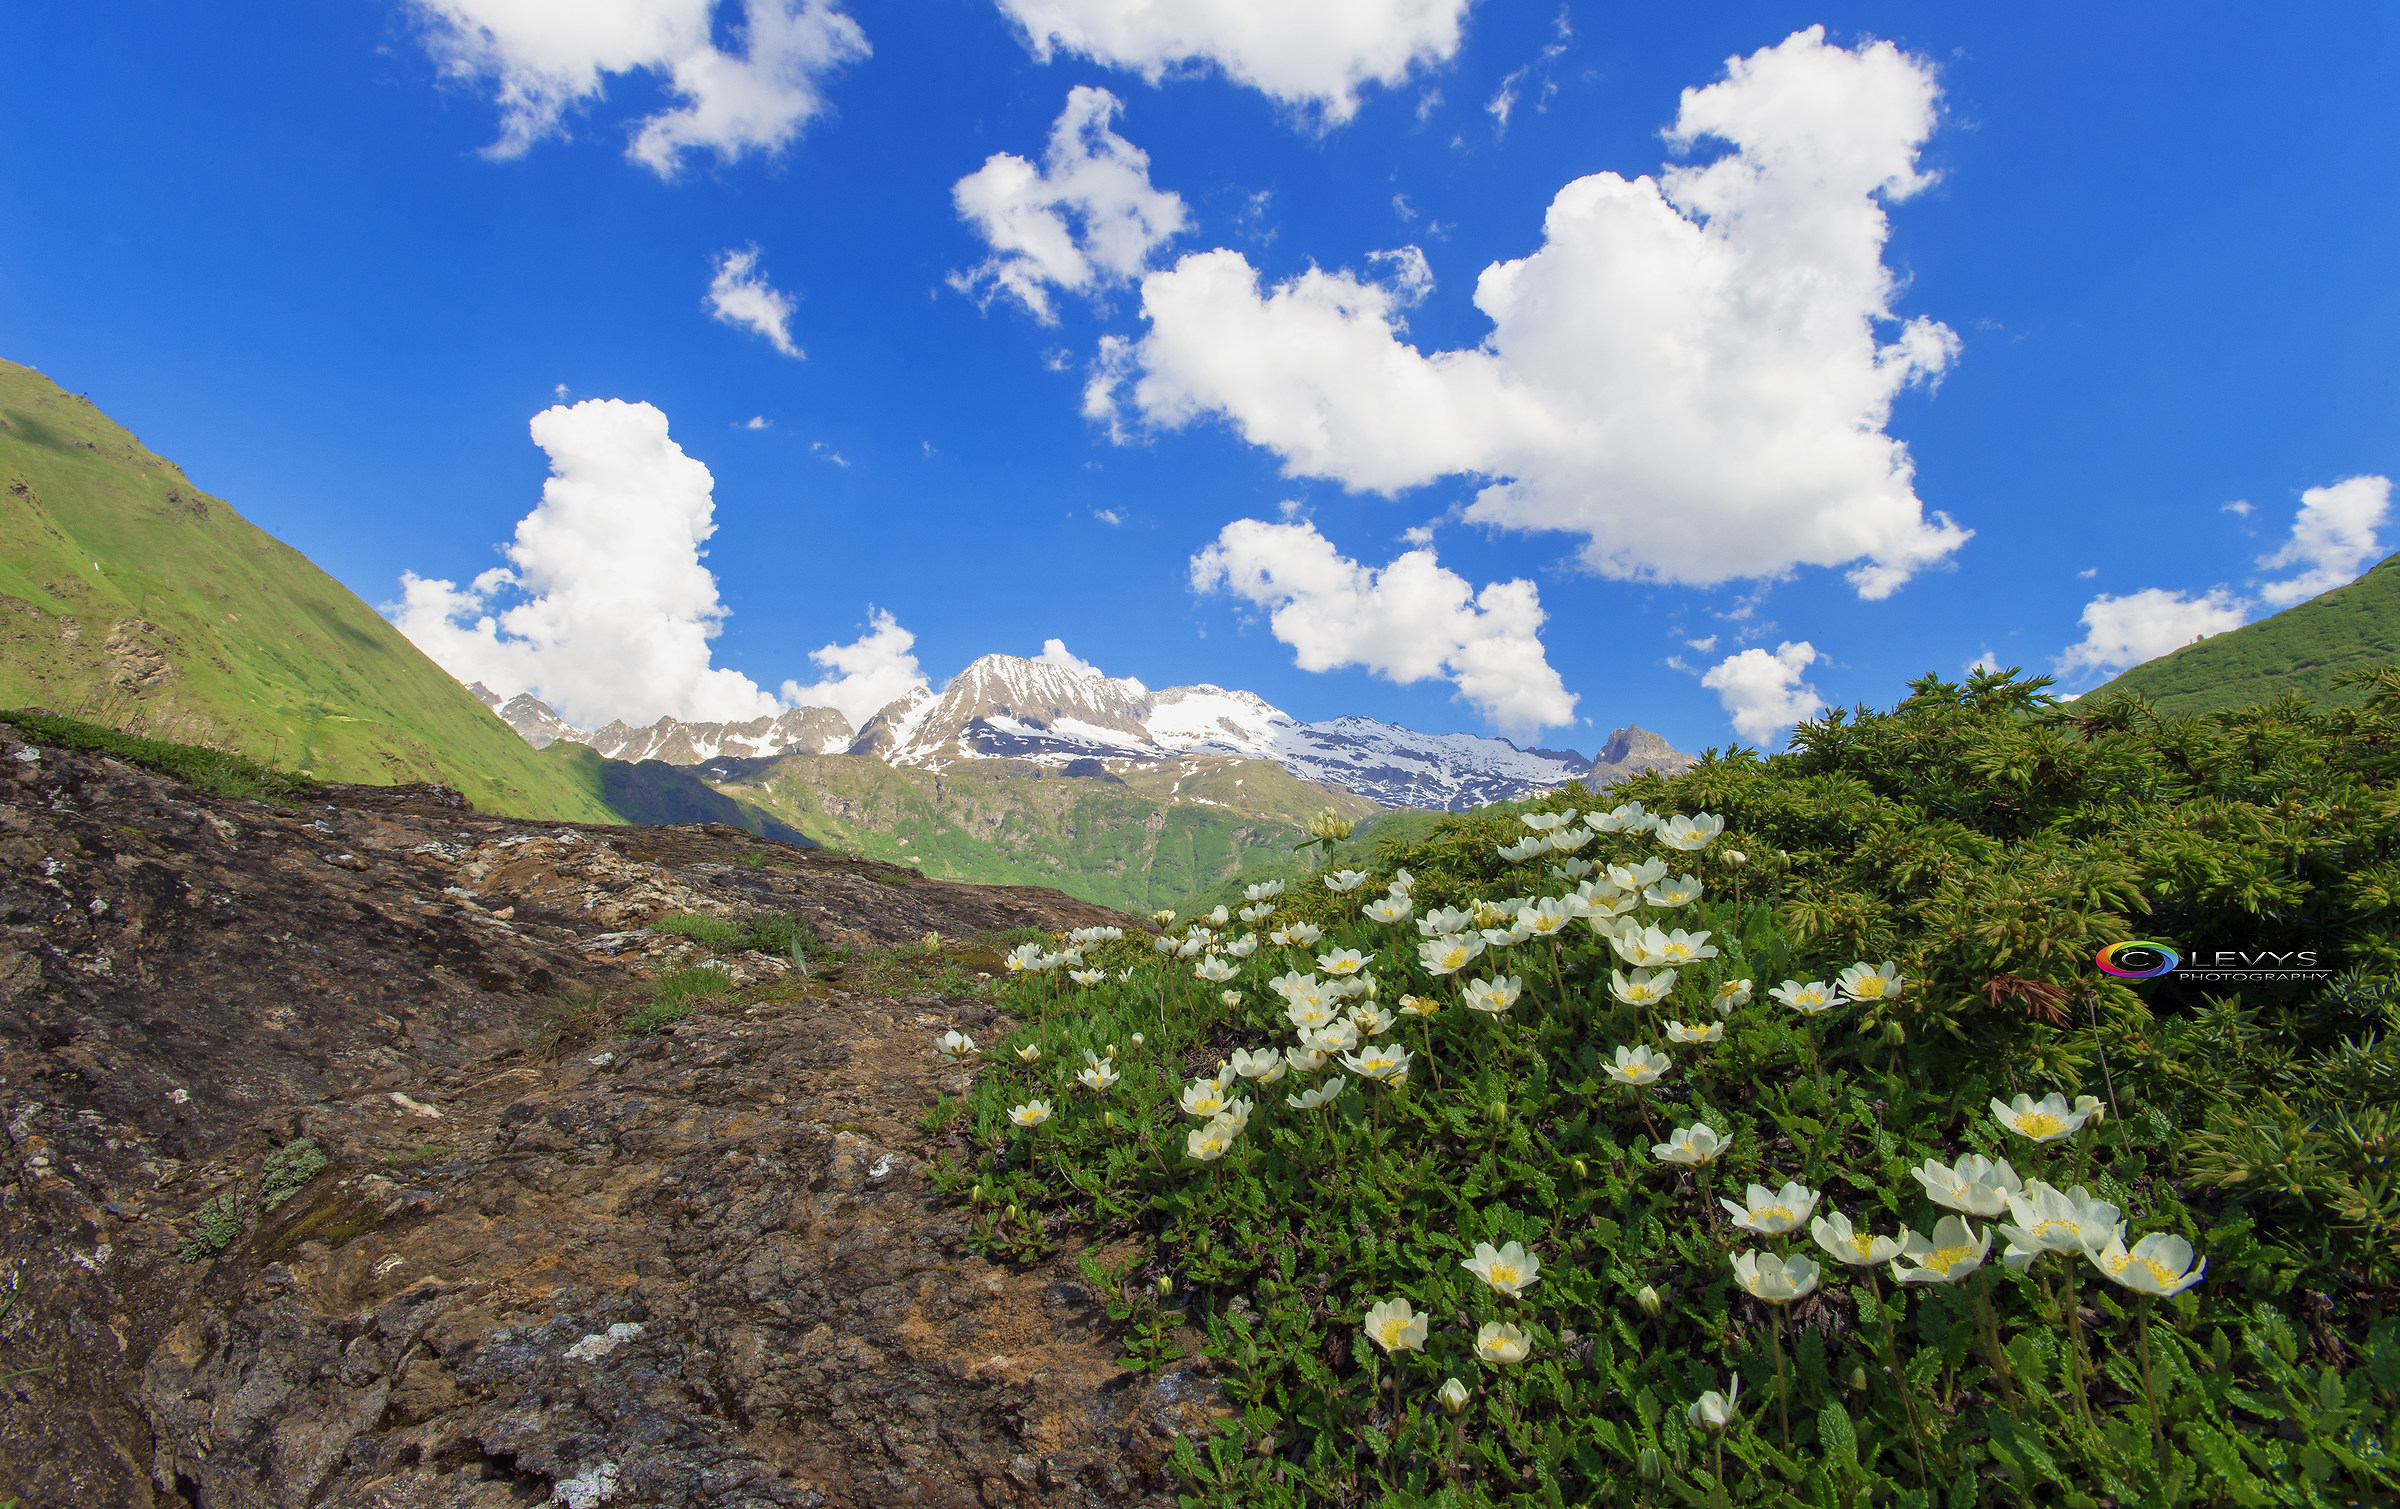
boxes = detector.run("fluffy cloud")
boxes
[780,610,932,728]
[1033,638,1108,678]
[391,399,780,728]
[707,246,802,357]
[1088,28,1970,599]
[1701,642,1826,744]
[2055,588,2248,679]
[992,0,1469,124]
[410,0,867,175]
[1189,517,1576,733]
[2256,475,2390,607]
[951,87,1189,322]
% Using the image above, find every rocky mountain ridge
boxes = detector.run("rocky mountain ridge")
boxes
[486,653,1694,811]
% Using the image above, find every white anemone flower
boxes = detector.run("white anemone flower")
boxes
[1496,837,1551,862]
[1288,1074,1347,1110]
[1656,813,1725,851]
[1590,802,1658,834]
[1482,923,1531,948]
[1153,936,1177,955]
[1327,974,1374,999]
[1610,857,1670,890]
[1230,1047,1285,1082]
[1303,1020,1361,1055]
[1664,1019,1723,1045]
[1418,905,1476,937]
[1348,1004,1396,1038]
[1610,925,1674,967]
[1069,968,1106,986]
[1991,1091,2098,1144]
[1520,811,1572,832]
[1186,1121,1235,1162]
[1462,976,1524,1015]
[1652,1122,1732,1165]
[1610,968,1679,1008]
[1515,898,1578,938]
[1015,1045,1042,1064]
[1418,933,1486,976]
[1389,868,1414,893]
[1460,1240,1542,1297]
[1323,869,1370,892]
[1769,980,1836,1015]
[1363,896,1413,924]
[1339,1042,1412,1083]
[1221,990,1245,1009]
[1007,1100,1052,1129]
[1317,947,1373,976]
[1284,921,1325,947]
[1192,956,1238,984]
[1213,1098,1254,1136]
[1605,1045,1671,1086]
[1176,935,1206,959]
[1238,903,1273,924]
[1547,825,1594,853]
[934,1030,977,1061]
[1890,1215,1991,1285]
[2086,1230,2207,1296]
[1364,1297,1429,1354]
[1731,1250,1821,1304]
[1644,875,1704,908]
[1265,969,1315,1000]
[2000,1182,2121,1257]
[1244,879,1287,902]
[1396,993,1441,1018]
[1713,978,1754,1014]
[1208,906,1231,925]
[1550,858,1596,880]
[1284,1044,1327,1075]
[1076,1059,1120,1093]
[1810,1209,1909,1267]
[1474,1322,1532,1364]
[1721,1180,1821,1236]
[1836,960,1905,1002]
[1178,1078,1232,1119]
[1224,934,1259,959]
[1687,1377,1740,1432]
[1284,997,1336,1033]
[1910,1154,2023,1217]
[1151,908,1179,924]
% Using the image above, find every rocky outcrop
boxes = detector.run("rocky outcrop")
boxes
[0,729,1208,1508]
[1589,725,1697,786]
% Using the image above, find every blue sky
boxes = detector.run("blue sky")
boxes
[4,1,2393,755]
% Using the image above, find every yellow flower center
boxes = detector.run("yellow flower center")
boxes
[1488,1264,1518,1288]
[1662,944,1690,962]
[2028,1218,2077,1241]
[2134,1257,2180,1286]
[1927,1244,1975,1272]
[2014,1112,2064,1138]
[1376,1320,1407,1347]
[1854,975,1886,996]
[1753,1205,1795,1226]
[1846,1236,1875,1261]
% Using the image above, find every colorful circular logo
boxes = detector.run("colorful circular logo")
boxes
[2096,941,2180,979]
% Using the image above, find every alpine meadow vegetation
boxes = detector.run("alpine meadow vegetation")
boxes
[932,668,2400,1506]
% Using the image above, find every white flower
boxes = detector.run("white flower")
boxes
[1303,1020,1361,1055]
[1068,926,1123,944]
[1910,1154,2023,1217]
[1284,1044,1327,1075]
[1364,1297,1429,1353]
[1713,978,1754,1014]
[1474,1321,1531,1364]
[1069,968,1106,986]
[1008,1100,1052,1129]
[1521,810,1573,832]
[1004,941,1048,972]
[1546,825,1594,854]
[1153,936,1177,955]
[1891,1215,1991,1285]
[1437,1377,1469,1414]
[1609,924,1677,967]
[1461,1240,1542,1297]
[1688,1376,1740,1432]
[1220,990,1245,1009]
[1810,1209,1909,1266]
[1176,935,1205,959]
[1418,933,1486,976]
[1186,1121,1235,1162]
[1230,1047,1284,1081]
[1388,869,1414,893]
[1192,956,1238,984]
[1224,933,1259,959]
[1481,925,1527,949]
[1151,909,1179,924]
[1288,1074,1347,1110]
[1496,837,1551,862]
[1178,1078,1232,1119]
[2086,1230,2207,1296]
[1015,1044,1042,1064]
[1244,879,1287,902]
[1418,905,1476,937]
[1591,802,1659,834]
[1238,903,1273,924]
[1462,976,1524,1015]
[1283,995,1336,1033]
[1999,1182,2122,1257]
[934,1030,977,1061]
[1550,858,1596,880]
[1652,1122,1731,1165]
[1605,1044,1671,1086]
[1283,921,1324,947]
[1213,1098,1254,1136]
[1321,869,1369,893]
[1317,947,1373,976]
[1664,1019,1723,1045]
[1076,1059,1119,1092]
[1130,1033,1144,1047]
[1991,1091,2097,1144]
[1656,813,1725,851]
[1338,1042,1412,1082]
[1731,1250,1821,1304]
[1836,960,1905,1002]
[1644,875,1704,908]
[1721,1181,1821,1236]
[1610,857,1670,891]
[1347,1003,1396,1038]
[1769,979,1836,1015]
[1363,896,1413,924]
[1515,898,1578,938]
[1396,993,1441,1018]
[1610,967,1678,1008]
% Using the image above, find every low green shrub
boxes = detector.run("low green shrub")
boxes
[176,1190,246,1263]
[0,707,320,802]
[260,1138,326,1210]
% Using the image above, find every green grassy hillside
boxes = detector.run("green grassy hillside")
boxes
[2087,549,2400,714]
[537,742,812,845]
[0,359,614,821]
[698,750,1383,913]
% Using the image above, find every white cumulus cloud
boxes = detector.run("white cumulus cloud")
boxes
[1701,641,1826,744]
[2056,588,2248,679]
[1087,28,1969,599]
[1033,638,1107,678]
[390,399,779,728]
[2256,474,2390,608]
[951,87,1188,323]
[780,610,932,728]
[992,0,1470,124]
[1189,517,1576,734]
[410,0,868,176]
[708,246,803,357]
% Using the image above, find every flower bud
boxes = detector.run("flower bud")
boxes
[1131,1033,1145,1048]
[1488,1098,1508,1123]
[968,1185,984,1206]
[1848,1364,1869,1392]
[1103,1111,1116,1130]
[1005,1203,1020,1222]
[1880,1021,1906,1048]
[1636,1285,1663,1319]
[1572,1158,1588,1180]
[1637,1447,1664,1484]
[1437,1377,1470,1416]
[1156,1274,1174,1298]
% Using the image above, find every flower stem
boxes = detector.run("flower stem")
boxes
[1771,1305,1792,1448]
[1868,1269,1931,1489]
[2062,1261,2096,1433]
[1971,1267,2018,1402]
[2136,1296,2166,1476]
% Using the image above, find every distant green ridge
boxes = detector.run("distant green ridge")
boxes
[2086,550,2400,716]
[0,358,616,821]
[537,742,813,846]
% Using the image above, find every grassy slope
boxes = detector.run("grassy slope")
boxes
[700,750,1384,914]
[0,359,614,821]
[537,742,813,846]
[2087,549,2400,714]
